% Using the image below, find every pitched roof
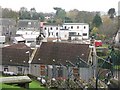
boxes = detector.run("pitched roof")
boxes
[2,43,33,66]
[32,42,90,66]
[5,43,30,49]
[0,18,16,26]
[18,20,39,28]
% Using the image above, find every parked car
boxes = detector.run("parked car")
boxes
[95,40,102,47]
[3,71,17,76]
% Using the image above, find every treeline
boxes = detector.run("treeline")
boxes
[1,7,118,39]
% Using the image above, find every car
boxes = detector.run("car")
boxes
[95,40,102,47]
[3,71,17,76]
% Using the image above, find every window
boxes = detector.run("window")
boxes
[84,26,86,29]
[64,26,67,29]
[56,27,58,30]
[18,67,22,74]
[50,27,52,30]
[18,67,22,72]
[71,26,73,29]
[83,33,87,36]
[44,27,47,30]
[56,32,58,36]
[4,66,8,72]
[77,26,79,29]
[69,32,76,36]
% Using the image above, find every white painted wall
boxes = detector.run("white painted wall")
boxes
[1,65,29,75]
[115,31,120,44]
[43,23,89,41]
[43,25,60,38]
[62,23,89,39]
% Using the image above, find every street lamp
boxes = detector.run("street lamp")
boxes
[26,51,31,74]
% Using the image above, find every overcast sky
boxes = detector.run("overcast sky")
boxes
[0,0,120,13]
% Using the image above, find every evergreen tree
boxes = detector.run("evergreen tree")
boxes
[92,14,102,28]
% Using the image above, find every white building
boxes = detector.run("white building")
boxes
[42,25,61,41]
[16,30,40,43]
[115,30,120,44]
[43,23,89,41]
[61,23,89,40]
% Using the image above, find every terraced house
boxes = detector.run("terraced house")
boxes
[0,43,33,75]
[31,42,95,82]
[1,41,96,82]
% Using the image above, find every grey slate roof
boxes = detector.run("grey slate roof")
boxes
[17,20,39,29]
[1,43,33,66]
[32,42,90,66]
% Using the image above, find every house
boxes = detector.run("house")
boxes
[0,18,16,43]
[0,18,16,36]
[60,23,89,40]
[42,23,89,42]
[31,42,94,82]
[0,43,33,75]
[16,20,41,45]
[42,24,61,41]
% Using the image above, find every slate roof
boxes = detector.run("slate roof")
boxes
[0,18,16,26]
[32,42,91,66]
[2,43,33,66]
[18,20,39,29]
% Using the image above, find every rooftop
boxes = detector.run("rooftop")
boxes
[32,42,90,66]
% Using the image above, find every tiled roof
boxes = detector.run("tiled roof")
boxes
[2,43,33,66]
[32,42,90,65]
[0,18,16,26]
[5,43,30,49]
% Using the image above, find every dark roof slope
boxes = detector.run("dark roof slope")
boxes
[18,20,39,29]
[0,18,16,26]
[32,42,90,65]
[5,43,30,49]
[2,43,33,66]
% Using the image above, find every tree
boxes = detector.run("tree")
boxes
[90,27,99,38]
[99,15,118,39]
[108,8,116,19]
[2,8,18,19]
[19,7,31,19]
[66,9,79,22]
[53,7,66,24]
[30,8,38,20]
[92,13,102,28]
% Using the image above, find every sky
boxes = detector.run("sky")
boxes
[0,0,120,13]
